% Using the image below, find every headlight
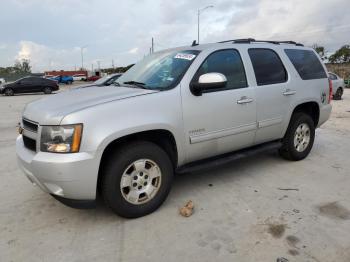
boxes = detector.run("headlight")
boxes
[40,124,83,153]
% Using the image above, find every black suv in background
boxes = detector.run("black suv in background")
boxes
[0,77,59,96]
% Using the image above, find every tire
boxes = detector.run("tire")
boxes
[279,112,315,161]
[4,88,14,96]
[102,141,174,218]
[43,87,52,94]
[333,87,343,100]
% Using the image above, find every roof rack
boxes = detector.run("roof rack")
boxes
[218,38,304,46]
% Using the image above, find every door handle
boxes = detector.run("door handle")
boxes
[237,96,254,104]
[283,89,296,96]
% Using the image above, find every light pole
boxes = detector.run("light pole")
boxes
[197,5,214,44]
[80,46,87,70]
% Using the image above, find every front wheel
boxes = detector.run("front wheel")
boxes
[102,141,174,218]
[43,87,52,94]
[279,113,315,161]
[4,88,14,96]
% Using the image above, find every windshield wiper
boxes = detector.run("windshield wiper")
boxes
[123,81,149,89]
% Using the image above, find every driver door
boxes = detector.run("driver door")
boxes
[181,49,257,163]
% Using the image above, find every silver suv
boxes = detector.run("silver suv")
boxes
[16,39,332,218]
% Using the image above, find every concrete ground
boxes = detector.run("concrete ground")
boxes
[1,87,350,262]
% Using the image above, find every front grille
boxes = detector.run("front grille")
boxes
[23,136,36,151]
[23,118,38,132]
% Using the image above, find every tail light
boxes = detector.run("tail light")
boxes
[328,79,332,103]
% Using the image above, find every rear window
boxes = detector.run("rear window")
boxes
[248,48,287,86]
[284,49,327,80]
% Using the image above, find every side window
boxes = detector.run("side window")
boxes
[284,49,327,80]
[328,73,337,80]
[248,48,287,86]
[193,49,247,91]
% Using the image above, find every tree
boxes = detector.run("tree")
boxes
[14,59,32,73]
[328,45,350,63]
[312,44,326,60]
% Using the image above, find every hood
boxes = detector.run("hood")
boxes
[23,85,158,125]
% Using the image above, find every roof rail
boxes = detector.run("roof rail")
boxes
[218,38,304,46]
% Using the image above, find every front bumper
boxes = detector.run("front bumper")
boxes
[16,135,100,200]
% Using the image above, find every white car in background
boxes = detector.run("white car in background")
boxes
[72,74,87,81]
[328,72,344,100]
[0,78,5,85]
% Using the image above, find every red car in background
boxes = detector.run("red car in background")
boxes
[86,75,101,81]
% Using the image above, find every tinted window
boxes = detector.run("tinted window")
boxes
[284,49,327,80]
[248,49,287,86]
[194,49,247,90]
[21,78,32,84]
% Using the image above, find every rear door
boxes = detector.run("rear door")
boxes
[247,48,291,144]
[18,78,34,93]
[181,48,257,163]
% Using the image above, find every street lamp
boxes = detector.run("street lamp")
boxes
[197,5,214,44]
[80,46,87,70]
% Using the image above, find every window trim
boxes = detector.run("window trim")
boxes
[248,48,288,86]
[190,48,248,94]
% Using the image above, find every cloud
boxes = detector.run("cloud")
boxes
[1,0,350,72]
[15,41,83,72]
[128,47,139,54]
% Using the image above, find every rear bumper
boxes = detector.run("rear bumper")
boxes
[16,135,100,201]
[318,104,332,127]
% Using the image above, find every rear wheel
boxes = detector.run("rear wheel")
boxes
[43,87,52,94]
[102,141,174,218]
[279,112,315,161]
[4,88,14,96]
[333,87,343,100]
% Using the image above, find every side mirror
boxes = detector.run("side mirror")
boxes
[190,73,227,96]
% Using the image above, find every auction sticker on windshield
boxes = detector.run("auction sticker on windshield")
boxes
[174,53,196,60]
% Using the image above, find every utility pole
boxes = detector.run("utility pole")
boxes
[112,59,115,69]
[151,37,154,53]
[197,5,214,44]
[97,61,101,70]
[91,64,94,73]
[80,45,87,69]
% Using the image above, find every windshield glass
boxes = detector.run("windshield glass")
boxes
[94,75,111,85]
[116,49,200,90]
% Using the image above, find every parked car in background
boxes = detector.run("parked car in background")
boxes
[16,39,332,218]
[344,78,350,88]
[1,76,59,96]
[0,78,5,85]
[77,73,122,88]
[86,75,101,82]
[72,74,87,81]
[50,75,74,85]
[328,72,344,100]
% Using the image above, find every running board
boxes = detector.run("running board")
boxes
[176,141,282,174]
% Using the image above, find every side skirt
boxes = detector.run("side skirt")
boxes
[176,141,282,174]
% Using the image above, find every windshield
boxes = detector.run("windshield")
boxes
[94,75,111,85]
[116,49,200,90]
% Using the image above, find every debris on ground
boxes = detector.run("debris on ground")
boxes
[267,223,286,238]
[276,257,289,262]
[179,200,194,217]
[277,188,299,191]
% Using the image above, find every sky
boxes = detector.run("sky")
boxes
[0,0,349,72]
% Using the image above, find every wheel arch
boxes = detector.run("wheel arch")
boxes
[96,129,178,193]
[289,101,320,128]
